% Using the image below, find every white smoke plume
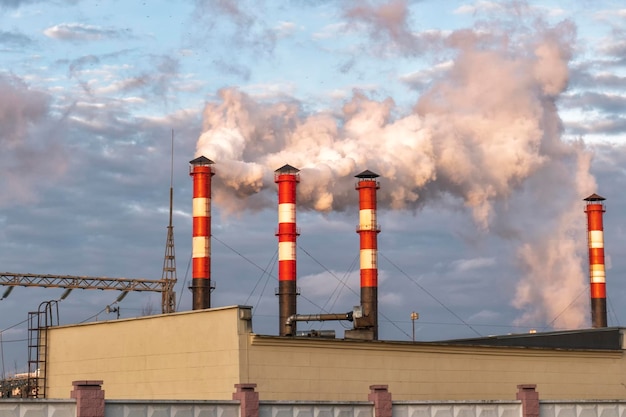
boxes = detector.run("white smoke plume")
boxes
[196,7,596,329]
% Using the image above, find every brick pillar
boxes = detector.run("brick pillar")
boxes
[71,380,105,417]
[517,384,540,417]
[233,383,259,417]
[369,385,392,417]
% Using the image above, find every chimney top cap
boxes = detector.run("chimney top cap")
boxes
[584,193,605,202]
[275,164,300,173]
[355,169,379,179]
[189,156,215,165]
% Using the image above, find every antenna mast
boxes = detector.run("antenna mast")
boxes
[162,129,177,313]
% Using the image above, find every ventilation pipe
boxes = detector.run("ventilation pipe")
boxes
[275,164,300,336]
[189,156,215,310]
[584,193,607,328]
[285,312,354,337]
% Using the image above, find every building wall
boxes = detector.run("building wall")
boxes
[244,336,626,401]
[46,306,251,399]
[44,306,626,401]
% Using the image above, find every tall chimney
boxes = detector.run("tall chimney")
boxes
[355,170,380,340]
[189,156,215,310]
[275,164,300,336]
[584,193,607,328]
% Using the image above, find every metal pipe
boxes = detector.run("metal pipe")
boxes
[285,312,354,336]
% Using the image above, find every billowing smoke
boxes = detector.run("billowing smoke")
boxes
[196,9,595,329]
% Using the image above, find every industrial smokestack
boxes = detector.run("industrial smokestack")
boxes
[189,156,215,310]
[355,170,380,340]
[584,193,607,328]
[275,164,300,336]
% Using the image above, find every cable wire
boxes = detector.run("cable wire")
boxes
[542,286,587,330]
[298,245,360,299]
[0,318,29,334]
[176,252,192,312]
[298,245,411,338]
[245,249,278,306]
[250,252,278,317]
[607,294,620,327]
[380,252,483,337]
[212,234,275,274]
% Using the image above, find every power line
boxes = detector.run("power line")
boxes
[607,294,620,327]
[0,318,29,334]
[245,250,277,305]
[247,251,278,315]
[380,252,483,337]
[212,234,274,275]
[176,253,192,312]
[298,245,360,299]
[298,245,411,339]
[78,296,121,324]
[543,287,587,331]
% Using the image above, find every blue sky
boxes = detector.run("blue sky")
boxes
[1,0,626,377]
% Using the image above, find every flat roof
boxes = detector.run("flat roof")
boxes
[434,327,624,350]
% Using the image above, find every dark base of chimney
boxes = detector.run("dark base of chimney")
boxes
[191,279,212,310]
[591,298,607,328]
[278,280,297,336]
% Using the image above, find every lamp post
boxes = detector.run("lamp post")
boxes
[105,305,120,319]
[410,311,419,341]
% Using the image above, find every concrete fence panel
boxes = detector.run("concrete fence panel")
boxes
[105,401,240,417]
[259,402,373,417]
[0,400,75,417]
[541,402,626,417]
[393,402,521,417]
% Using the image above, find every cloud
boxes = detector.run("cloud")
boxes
[399,60,452,91]
[44,23,125,41]
[299,270,359,307]
[467,309,502,324]
[565,117,626,136]
[95,55,181,100]
[187,0,281,80]
[0,0,37,7]
[274,21,299,39]
[451,257,496,273]
[191,0,277,55]
[341,0,439,56]
[561,92,626,114]
[0,0,78,7]
[0,30,33,48]
[453,1,504,15]
[0,74,68,204]
[312,23,346,40]
[599,39,626,58]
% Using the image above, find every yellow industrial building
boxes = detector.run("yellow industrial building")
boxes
[43,305,626,401]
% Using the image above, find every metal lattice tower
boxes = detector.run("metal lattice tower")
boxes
[161,130,177,314]
[161,220,177,313]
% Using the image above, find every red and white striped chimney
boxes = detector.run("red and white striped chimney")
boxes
[355,170,380,340]
[275,164,300,336]
[584,193,607,328]
[189,156,215,310]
